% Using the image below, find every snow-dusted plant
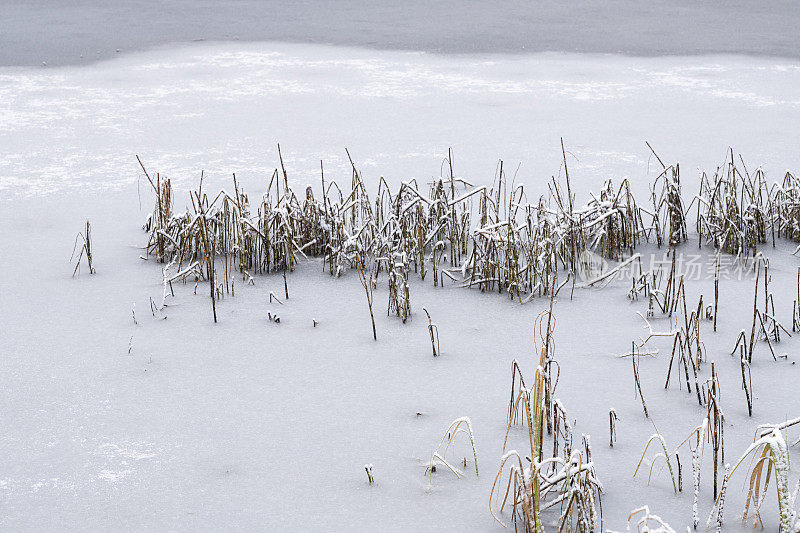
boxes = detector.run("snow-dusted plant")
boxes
[619,505,677,533]
[705,463,730,532]
[425,417,478,482]
[634,433,678,494]
[723,425,798,532]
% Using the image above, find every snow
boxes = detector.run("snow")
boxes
[1,42,799,530]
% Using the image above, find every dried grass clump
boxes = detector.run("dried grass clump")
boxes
[693,149,773,258]
[731,256,791,364]
[652,164,688,248]
[71,219,95,276]
[771,171,800,242]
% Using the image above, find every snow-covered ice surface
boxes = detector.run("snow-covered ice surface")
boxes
[3,43,800,198]
[2,43,800,530]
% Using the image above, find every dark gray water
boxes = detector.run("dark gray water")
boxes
[2,0,799,67]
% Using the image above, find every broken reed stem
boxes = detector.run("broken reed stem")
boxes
[356,253,377,340]
[707,362,724,500]
[632,344,648,418]
[795,267,800,332]
[423,307,439,357]
[741,357,753,417]
[748,262,760,363]
[609,409,618,447]
[714,252,720,331]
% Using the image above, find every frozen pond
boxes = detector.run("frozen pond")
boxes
[1,42,800,531]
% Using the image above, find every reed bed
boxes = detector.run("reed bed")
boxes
[135,144,682,324]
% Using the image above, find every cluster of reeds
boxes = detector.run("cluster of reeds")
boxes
[139,156,174,263]
[662,277,707,406]
[691,152,800,271]
[770,170,800,242]
[633,413,800,532]
[647,142,687,249]
[731,255,791,364]
[491,309,602,532]
[693,150,776,258]
[690,149,800,259]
